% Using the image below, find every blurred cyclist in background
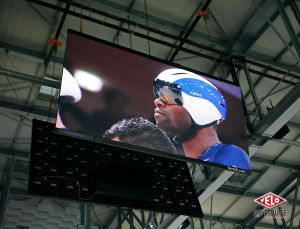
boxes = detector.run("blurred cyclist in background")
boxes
[103,117,176,154]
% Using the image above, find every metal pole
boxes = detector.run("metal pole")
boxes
[87,203,91,229]
[272,215,279,229]
[242,61,262,118]
[166,0,208,60]
[290,178,300,229]
[44,0,72,68]
[80,202,85,226]
[129,209,134,229]
[228,58,254,133]
[27,0,300,81]
[274,0,300,59]
[190,217,194,229]
[0,159,15,229]
[0,114,25,229]
[112,0,136,44]
[131,211,144,228]
[0,68,60,88]
[278,206,287,228]
[169,0,212,61]
[247,68,296,85]
[289,0,300,26]
[117,207,122,229]
[200,218,205,229]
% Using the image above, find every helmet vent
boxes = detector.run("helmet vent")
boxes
[172,72,187,76]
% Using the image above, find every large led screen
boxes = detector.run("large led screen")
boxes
[57,30,251,172]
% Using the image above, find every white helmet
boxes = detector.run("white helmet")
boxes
[153,68,227,126]
[60,68,82,103]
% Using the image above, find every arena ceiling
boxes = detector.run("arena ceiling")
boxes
[0,0,299,228]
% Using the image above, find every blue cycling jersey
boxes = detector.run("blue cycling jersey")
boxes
[197,143,251,171]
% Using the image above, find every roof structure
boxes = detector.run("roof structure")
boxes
[0,0,299,228]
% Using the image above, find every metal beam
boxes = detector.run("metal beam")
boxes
[166,0,208,60]
[0,100,56,118]
[131,210,144,228]
[27,0,300,81]
[44,0,71,68]
[103,209,118,229]
[209,0,296,76]
[0,159,15,229]
[202,215,277,228]
[244,32,300,101]
[278,206,287,228]
[272,215,279,229]
[0,41,63,65]
[112,0,136,44]
[246,84,293,109]
[245,50,300,74]
[290,178,300,229]
[254,81,300,137]
[288,121,300,129]
[272,133,300,163]
[252,156,300,171]
[271,138,300,148]
[0,112,32,128]
[274,0,300,59]
[288,0,300,26]
[169,0,210,61]
[0,68,61,88]
[92,0,227,46]
[202,215,280,228]
[5,40,298,87]
[29,0,227,65]
[80,202,85,226]
[27,1,67,41]
[242,61,262,118]
[228,0,279,53]
[252,0,299,62]
[228,58,254,132]
[0,147,29,161]
[237,59,300,82]
[57,0,225,57]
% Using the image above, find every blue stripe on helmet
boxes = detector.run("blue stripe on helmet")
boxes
[174,78,227,119]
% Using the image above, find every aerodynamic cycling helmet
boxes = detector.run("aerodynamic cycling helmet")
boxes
[60,68,82,103]
[153,68,227,126]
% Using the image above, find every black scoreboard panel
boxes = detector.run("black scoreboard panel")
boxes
[28,119,203,217]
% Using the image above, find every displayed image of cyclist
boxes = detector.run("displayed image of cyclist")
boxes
[153,68,251,171]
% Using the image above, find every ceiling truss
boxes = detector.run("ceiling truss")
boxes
[0,0,300,228]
